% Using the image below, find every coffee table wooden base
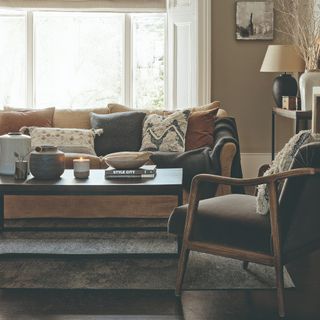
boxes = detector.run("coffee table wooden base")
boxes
[0,169,183,233]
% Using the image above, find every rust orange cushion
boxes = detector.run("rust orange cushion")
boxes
[185,107,219,151]
[0,108,54,135]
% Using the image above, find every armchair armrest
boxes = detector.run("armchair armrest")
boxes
[192,167,318,188]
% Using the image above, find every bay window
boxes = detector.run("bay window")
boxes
[0,10,166,109]
[0,0,211,110]
[0,10,26,107]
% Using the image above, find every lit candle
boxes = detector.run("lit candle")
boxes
[73,157,90,179]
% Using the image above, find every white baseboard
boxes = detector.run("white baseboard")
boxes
[241,153,271,178]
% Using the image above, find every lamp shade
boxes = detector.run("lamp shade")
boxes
[260,45,305,73]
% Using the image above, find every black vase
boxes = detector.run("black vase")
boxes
[273,74,298,108]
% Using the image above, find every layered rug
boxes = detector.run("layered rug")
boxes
[0,223,294,290]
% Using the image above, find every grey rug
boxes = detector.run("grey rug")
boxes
[0,231,294,290]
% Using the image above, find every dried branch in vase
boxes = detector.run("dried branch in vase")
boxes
[275,0,320,70]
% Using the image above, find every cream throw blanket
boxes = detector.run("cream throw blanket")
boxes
[256,130,319,215]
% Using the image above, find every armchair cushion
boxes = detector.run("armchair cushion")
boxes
[168,194,272,254]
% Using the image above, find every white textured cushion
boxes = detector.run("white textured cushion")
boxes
[256,130,317,215]
[140,110,190,152]
[22,127,103,156]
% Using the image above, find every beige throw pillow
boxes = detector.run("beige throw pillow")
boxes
[186,101,221,113]
[107,103,171,116]
[53,107,110,129]
[108,101,221,115]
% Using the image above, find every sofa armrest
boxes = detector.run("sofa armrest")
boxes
[215,142,237,196]
[150,117,243,197]
[210,117,244,195]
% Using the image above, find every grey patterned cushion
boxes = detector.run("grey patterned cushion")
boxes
[140,110,191,152]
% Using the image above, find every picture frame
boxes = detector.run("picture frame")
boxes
[236,1,274,40]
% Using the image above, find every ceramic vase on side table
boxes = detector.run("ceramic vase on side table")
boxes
[299,70,320,111]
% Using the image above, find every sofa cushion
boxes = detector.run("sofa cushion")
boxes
[22,127,103,155]
[91,111,146,156]
[0,107,54,135]
[187,101,221,113]
[185,107,219,151]
[108,101,221,115]
[140,110,190,152]
[168,194,272,254]
[108,103,171,116]
[53,107,110,129]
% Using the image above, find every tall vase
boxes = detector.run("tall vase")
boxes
[299,70,320,111]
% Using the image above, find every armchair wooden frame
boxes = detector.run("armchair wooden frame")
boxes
[176,168,319,318]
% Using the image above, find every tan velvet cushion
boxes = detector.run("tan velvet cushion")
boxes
[108,101,221,116]
[217,108,228,117]
[53,107,110,129]
[108,103,171,116]
[185,107,219,151]
[187,101,221,113]
[0,107,54,135]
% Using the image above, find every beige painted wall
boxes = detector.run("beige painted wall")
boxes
[211,0,293,154]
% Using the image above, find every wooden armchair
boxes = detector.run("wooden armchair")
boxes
[168,142,320,318]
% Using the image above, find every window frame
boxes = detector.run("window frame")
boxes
[14,9,167,109]
[0,9,27,107]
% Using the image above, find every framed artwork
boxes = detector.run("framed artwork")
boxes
[236,1,274,40]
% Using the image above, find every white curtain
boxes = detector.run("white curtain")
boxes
[0,0,166,11]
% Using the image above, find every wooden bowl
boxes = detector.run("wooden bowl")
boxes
[104,152,151,169]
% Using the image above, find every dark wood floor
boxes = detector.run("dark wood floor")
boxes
[0,250,319,320]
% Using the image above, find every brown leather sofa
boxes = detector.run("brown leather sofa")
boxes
[5,105,241,219]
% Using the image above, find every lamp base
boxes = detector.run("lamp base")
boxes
[273,74,298,108]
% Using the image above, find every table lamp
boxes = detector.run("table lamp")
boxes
[260,45,305,107]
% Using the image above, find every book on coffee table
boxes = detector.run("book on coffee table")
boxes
[105,165,157,179]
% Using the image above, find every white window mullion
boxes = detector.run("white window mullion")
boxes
[164,13,168,109]
[124,13,132,107]
[26,11,34,108]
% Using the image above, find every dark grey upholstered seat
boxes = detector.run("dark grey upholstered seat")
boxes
[168,194,272,254]
[168,141,320,260]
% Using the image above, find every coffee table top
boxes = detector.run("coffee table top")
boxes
[0,168,183,196]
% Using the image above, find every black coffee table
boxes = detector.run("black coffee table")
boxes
[0,169,183,232]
